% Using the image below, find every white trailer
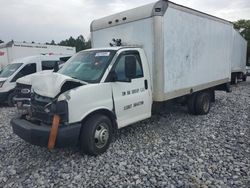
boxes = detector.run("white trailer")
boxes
[91,0,233,102]
[12,0,236,155]
[0,41,76,70]
[230,30,248,84]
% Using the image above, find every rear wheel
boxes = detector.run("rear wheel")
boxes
[195,92,211,115]
[80,114,113,156]
[242,75,247,82]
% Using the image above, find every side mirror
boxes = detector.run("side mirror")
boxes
[125,56,136,81]
[53,62,59,72]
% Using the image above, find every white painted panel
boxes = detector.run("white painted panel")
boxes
[91,2,155,31]
[0,42,76,68]
[231,30,247,73]
[12,43,75,61]
[163,7,233,93]
[92,18,154,76]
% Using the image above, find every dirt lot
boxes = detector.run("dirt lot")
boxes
[0,79,249,187]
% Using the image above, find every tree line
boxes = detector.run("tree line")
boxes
[45,35,91,52]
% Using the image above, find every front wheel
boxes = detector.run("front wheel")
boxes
[80,114,113,156]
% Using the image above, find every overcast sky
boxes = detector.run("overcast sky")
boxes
[0,0,249,43]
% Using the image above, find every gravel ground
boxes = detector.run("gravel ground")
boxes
[0,79,250,188]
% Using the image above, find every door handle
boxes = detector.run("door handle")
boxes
[144,79,148,90]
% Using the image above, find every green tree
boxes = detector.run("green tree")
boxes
[58,35,91,52]
[234,19,250,65]
[50,40,56,45]
[75,35,85,51]
[0,39,4,44]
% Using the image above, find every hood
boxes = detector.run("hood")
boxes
[31,72,85,98]
[17,70,52,85]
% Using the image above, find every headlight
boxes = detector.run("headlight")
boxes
[58,94,67,101]
[0,81,5,88]
[50,100,69,123]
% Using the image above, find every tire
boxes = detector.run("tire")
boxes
[7,92,16,107]
[235,76,238,84]
[80,114,113,156]
[195,92,211,115]
[242,75,247,82]
[187,94,197,115]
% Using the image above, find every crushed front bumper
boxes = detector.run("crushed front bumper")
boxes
[11,118,81,148]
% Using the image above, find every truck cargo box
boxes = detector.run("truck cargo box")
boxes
[91,0,234,102]
[230,30,247,84]
[231,30,247,74]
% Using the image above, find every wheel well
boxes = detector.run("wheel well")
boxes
[7,89,16,101]
[81,109,118,131]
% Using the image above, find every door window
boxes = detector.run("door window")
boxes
[42,61,58,70]
[114,53,143,82]
[11,63,36,82]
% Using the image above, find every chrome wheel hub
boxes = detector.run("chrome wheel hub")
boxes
[94,123,109,148]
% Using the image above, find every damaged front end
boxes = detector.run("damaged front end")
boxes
[11,72,85,148]
[11,89,82,148]
[29,93,69,125]
[17,72,84,125]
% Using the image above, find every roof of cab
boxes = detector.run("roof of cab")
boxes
[10,55,65,64]
[80,46,142,52]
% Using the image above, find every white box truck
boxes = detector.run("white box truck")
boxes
[0,41,76,70]
[11,0,235,155]
[230,30,248,84]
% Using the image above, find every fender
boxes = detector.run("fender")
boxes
[80,107,118,130]
[61,83,114,124]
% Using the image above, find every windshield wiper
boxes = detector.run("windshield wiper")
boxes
[70,76,89,85]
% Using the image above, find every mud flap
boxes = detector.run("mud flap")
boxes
[48,115,60,150]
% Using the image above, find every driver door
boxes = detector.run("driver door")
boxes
[109,50,151,128]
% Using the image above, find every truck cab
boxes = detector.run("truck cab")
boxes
[11,47,152,155]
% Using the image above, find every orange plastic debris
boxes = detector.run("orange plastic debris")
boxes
[48,115,60,150]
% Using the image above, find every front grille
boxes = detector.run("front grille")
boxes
[15,83,32,98]
[31,93,52,107]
